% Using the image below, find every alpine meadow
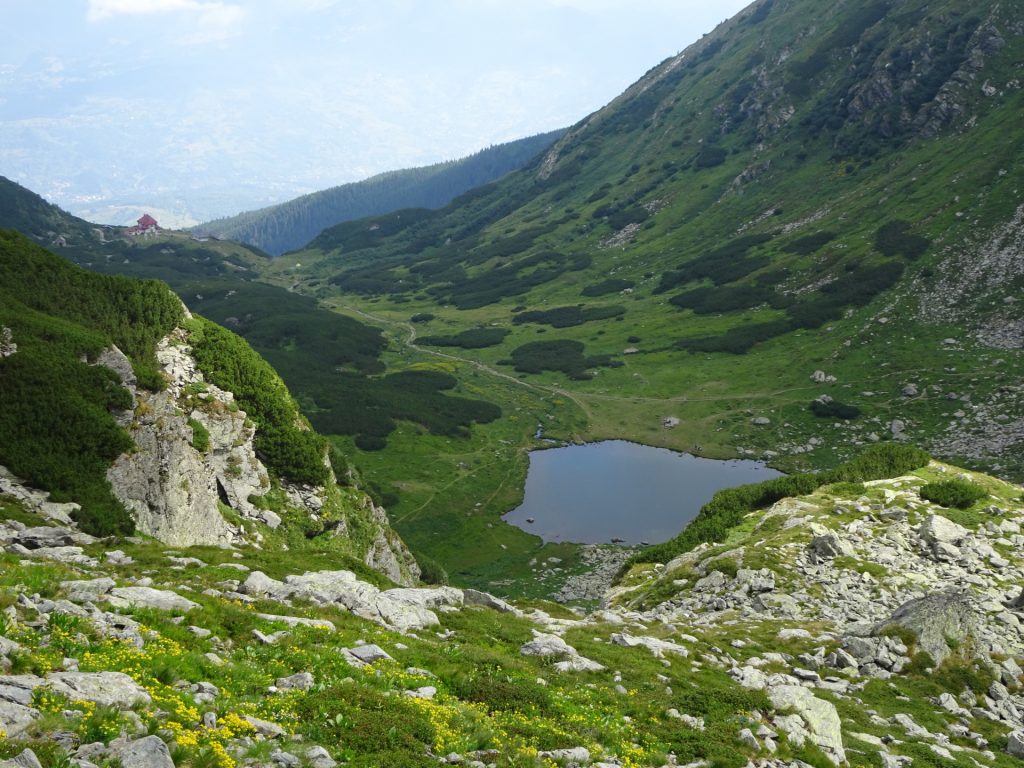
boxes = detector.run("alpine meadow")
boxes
[1,1,1024,767]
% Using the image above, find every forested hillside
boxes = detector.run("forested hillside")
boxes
[195,130,564,255]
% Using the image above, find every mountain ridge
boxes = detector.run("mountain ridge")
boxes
[193,130,565,256]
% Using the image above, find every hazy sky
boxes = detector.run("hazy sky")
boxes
[1,0,752,224]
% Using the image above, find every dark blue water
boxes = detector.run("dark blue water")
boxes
[503,440,781,545]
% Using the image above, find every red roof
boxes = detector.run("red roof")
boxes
[137,214,158,228]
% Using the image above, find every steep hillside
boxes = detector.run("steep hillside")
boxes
[0,448,1022,768]
[0,230,417,584]
[280,0,1023,485]
[194,130,565,256]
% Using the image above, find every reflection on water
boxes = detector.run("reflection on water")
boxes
[503,440,781,545]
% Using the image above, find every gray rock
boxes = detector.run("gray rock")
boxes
[917,515,969,546]
[0,700,40,737]
[271,751,300,768]
[61,578,116,603]
[872,592,978,666]
[346,644,393,664]
[610,633,689,658]
[553,656,605,673]
[305,747,336,768]
[539,748,590,763]
[734,568,775,594]
[0,636,23,657]
[0,749,43,768]
[107,587,199,613]
[463,588,516,613]
[808,528,855,562]
[243,715,285,739]
[520,633,576,658]
[403,686,437,700]
[768,685,845,764]
[738,728,760,750]
[275,672,314,691]
[255,614,334,630]
[1007,730,1024,758]
[113,737,174,768]
[48,672,152,708]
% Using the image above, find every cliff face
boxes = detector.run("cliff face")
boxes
[100,322,420,585]
[104,331,268,548]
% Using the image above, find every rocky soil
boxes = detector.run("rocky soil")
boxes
[0,459,1022,768]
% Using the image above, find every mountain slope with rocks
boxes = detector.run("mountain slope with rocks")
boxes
[0,449,1022,768]
[0,230,418,585]
[269,0,1024,485]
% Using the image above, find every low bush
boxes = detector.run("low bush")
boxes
[513,305,625,328]
[809,399,861,419]
[451,672,552,713]
[782,231,837,255]
[919,479,987,509]
[510,339,616,380]
[419,328,509,349]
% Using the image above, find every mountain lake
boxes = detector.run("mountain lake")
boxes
[503,440,782,545]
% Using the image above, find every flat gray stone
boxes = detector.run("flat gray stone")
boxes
[114,736,174,768]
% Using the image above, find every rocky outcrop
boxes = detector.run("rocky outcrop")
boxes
[105,331,267,547]
[361,498,421,585]
[239,570,442,632]
[0,326,16,358]
[768,685,845,765]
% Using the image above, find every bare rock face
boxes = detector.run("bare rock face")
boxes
[361,498,421,586]
[105,330,269,548]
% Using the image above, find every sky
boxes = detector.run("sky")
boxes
[0,0,752,225]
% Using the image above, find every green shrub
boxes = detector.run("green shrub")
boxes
[782,231,837,254]
[809,399,861,419]
[875,220,931,260]
[419,327,510,349]
[704,557,739,578]
[582,278,635,297]
[188,418,210,453]
[416,555,449,585]
[919,479,987,509]
[513,305,625,328]
[510,339,616,380]
[451,672,552,713]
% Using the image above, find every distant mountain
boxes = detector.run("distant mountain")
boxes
[193,130,565,256]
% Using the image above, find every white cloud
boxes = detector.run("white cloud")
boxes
[87,0,245,43]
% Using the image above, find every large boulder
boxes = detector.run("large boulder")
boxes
[917,514,969,546]
[112,736,175,768]
[47,672,152,708]
[872,592,978,666]
[769,685,845,764]
[107,587,199,613]
[808,524,855,562]
[243,570,440,632]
